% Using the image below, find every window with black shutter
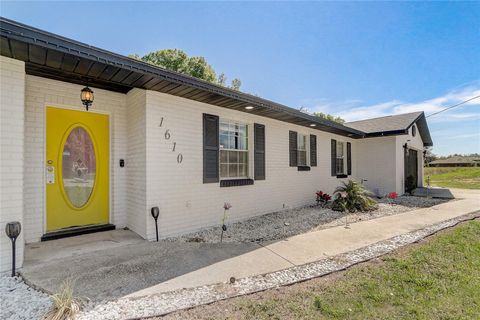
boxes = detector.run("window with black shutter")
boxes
[331,139,337,176]
[254,123,266,180]
[310,134,317,167]
[347,142,352,175]
[289,131,297,167]
[203,113,219,183]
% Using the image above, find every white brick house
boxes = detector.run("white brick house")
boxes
[0,18,432,273]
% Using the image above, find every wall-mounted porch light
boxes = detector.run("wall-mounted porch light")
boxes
[81,86,94,111]
[5,221,21,277]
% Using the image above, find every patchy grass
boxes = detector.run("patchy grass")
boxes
[162,220,480,319]
[424,167,480,189]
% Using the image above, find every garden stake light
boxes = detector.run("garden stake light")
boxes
[5,221,21,277]
[151,207,160,242]
[220,203,232,242]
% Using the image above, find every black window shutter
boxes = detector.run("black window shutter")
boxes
[203,113,219,183]
[347,142,352,175]
[331,139,337,176]
[254,123,266,180]
[310,134,317,167]
[289,131,298,167]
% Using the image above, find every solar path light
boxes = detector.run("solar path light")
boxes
[5,221,21,277]
[151,207,160,242]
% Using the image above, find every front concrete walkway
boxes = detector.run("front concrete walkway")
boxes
[128,188,479,297]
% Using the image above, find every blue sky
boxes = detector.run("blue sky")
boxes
[2,1,479,155]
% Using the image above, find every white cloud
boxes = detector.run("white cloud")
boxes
[307,83,480,122]
[446,132,480,139]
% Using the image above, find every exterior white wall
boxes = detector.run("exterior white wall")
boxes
[23,75,128,243]
[357,125,425,197]
[144,91,358,239]
[126,89,147,238]
[356,136,397,196]
[0,56,25,272]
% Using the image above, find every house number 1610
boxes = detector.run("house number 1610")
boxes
[160,116,183,164]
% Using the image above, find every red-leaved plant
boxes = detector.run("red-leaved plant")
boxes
[387,192,398,199]
[316,191,332,207]
[387,192,398,205]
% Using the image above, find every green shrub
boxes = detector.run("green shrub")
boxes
[332,180,378,212]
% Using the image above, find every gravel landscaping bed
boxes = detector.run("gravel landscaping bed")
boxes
[166,196,449,243]
[0,274,52,320]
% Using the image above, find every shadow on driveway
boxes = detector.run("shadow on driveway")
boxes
[21,231,260,302]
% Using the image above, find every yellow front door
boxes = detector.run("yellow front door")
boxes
[46,107,109,232]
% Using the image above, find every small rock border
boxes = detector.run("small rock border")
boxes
[77,211,479,320]
[166,196,449,244]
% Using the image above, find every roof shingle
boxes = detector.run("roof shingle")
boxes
[344,111,423,133]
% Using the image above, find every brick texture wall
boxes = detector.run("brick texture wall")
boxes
[144,90,358,240]
[126,89,147,237]
[0,56,25,272]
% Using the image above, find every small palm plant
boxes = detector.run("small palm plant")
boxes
[332,180,378,213]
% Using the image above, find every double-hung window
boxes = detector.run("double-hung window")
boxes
[219,120,248,178]
[297,134,307,166]
[336,141,345,174]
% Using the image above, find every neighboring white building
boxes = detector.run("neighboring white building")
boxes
[0,18,432,273]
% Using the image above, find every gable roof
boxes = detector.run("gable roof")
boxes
[0,17,364,138]
[345,111,422,133]
[344,111,433,147]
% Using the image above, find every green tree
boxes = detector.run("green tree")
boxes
[230,78,242,91]
[129,49,241,90]
[312,112,345,124]
[424,147,437,164]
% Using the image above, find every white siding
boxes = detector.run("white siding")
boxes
[23,75,128,243]
[144,91,358,239]
[356,136,397,196]
[357,125,425,196]
[0,56,25,272]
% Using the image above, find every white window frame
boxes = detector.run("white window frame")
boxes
[219,119,249,179]
[297,133,308,166]
[336,141,346,175]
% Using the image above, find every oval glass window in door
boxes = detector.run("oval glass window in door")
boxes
[62,127,96,208]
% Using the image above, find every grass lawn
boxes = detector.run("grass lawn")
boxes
[163,220,480,319]
[424,167,480,189]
